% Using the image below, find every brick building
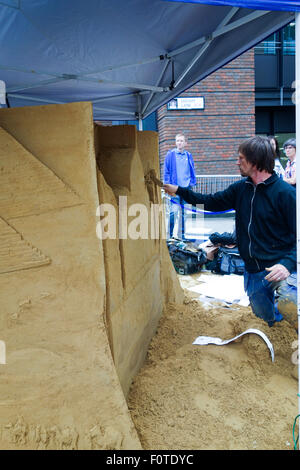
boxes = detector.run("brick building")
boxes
[158,50,255,178]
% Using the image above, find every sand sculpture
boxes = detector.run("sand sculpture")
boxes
[0,102,183,450]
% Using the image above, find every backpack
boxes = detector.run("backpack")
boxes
[209,246,245,275]
[167,240,207,275]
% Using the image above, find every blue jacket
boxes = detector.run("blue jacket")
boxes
[176,173,296,274]
[163,149,196,187]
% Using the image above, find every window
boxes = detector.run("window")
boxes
[283,23,295,55]
[255,33,278,55]
[255,24,295,56]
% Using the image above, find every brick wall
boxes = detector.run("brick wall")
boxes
[158,49,255,177]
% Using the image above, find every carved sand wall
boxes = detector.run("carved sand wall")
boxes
[95,125,183,394]
[0,102,183,450]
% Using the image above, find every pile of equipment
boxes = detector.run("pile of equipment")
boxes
[167,231,245,276]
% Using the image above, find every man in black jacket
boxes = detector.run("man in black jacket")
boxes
[163,136,297,328]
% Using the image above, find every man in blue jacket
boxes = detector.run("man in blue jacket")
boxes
[163,133,196,239]
[164,136,297,328]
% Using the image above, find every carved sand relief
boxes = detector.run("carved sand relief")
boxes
[0,216,51,274]
[0,417,126,450]
[0,127,82,220]
[94,125,183,396]
[0,104,143,450]
[0,104,182,450]
[0,124,84,275]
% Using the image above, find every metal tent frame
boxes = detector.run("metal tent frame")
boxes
[0,1,294,121]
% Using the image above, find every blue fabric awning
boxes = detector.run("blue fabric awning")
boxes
[0,0,295,120]
[166,1,300,12]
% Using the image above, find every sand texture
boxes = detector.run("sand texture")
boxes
[128,276,298,450]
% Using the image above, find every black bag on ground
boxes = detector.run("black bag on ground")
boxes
[210,246,245,275]
[209,230,237,246]
[167,240,207,275]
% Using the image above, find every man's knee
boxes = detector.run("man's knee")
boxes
[245,271,275,324]
[248,290,275,324]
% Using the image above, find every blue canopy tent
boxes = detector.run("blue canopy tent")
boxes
[0,0,297,122]
[167,0,300,11]
[0,0,299,448]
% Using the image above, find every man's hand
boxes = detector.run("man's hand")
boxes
[265,264,290,282]
[163,184,178,196]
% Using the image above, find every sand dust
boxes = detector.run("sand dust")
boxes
[128,274,298,450]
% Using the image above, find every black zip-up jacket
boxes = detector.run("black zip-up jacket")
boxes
[176,173,296,273]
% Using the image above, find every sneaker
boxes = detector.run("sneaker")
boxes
[274,311,283,322]
[268,305,284,327]
[274,303,283,322]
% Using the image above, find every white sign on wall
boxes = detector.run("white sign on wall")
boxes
[167,96,205,110]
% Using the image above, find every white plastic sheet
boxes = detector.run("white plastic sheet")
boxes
[187,273,249,306]
[193,328,275,362]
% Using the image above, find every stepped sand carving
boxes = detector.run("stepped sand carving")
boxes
[0,216,51,274]
[0,102,183,449]
[0,127,82,220]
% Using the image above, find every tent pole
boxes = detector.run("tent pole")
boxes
[0,80,6,108]
[168,10,269,59]
[296,10,300,452]
[174,7,239,89]
[137,93,143,131]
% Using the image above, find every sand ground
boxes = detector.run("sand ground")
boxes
[128,273,298,450]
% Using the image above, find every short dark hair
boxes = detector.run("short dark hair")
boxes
[238,136,275,173]
[283,138,296,149]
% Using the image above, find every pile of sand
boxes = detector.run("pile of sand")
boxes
[128,279,298,450]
